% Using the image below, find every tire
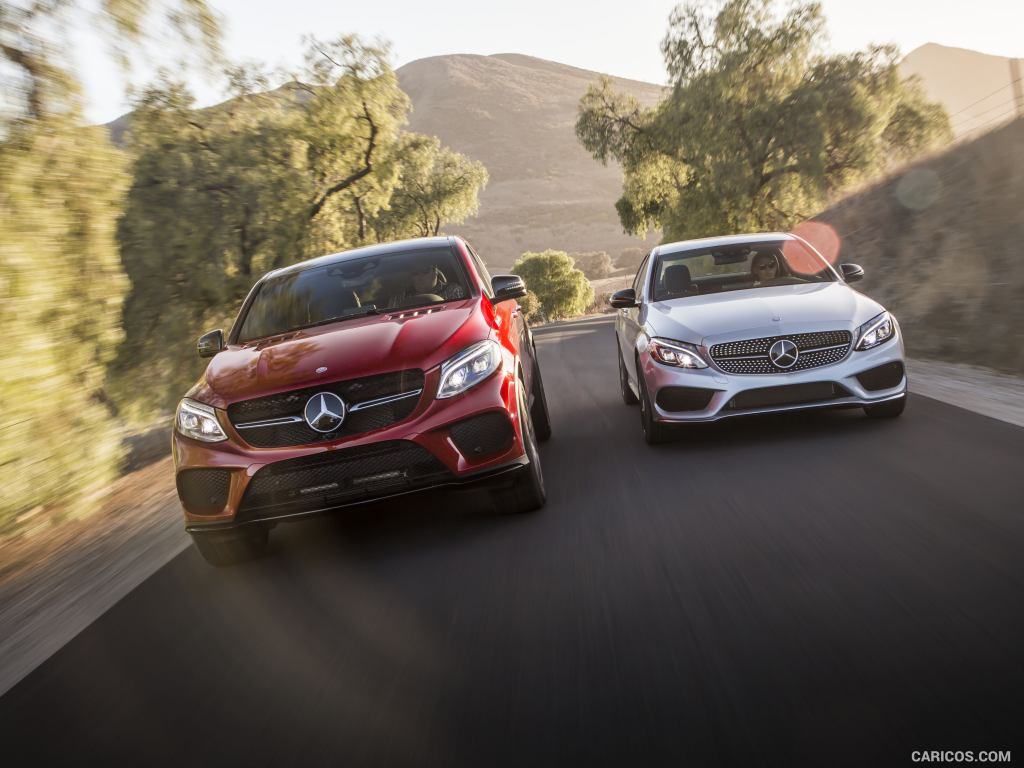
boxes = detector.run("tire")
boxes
[491,378,546,514]
[864,395,906,419]
[637,361,672,445]
[191,526,269,566]
[529,354,553,443]
[618,341,639,405]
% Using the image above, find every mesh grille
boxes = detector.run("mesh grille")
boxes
[710,331,852,374]
[239,440,450,520]
[449,412,514,457]
[177,469,231,515]
[227,370,423,448]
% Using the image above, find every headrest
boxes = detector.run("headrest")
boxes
[664,264,694,293]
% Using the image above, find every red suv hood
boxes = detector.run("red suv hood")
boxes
[191,299,493,407]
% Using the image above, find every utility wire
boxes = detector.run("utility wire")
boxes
[946,77,1023,121]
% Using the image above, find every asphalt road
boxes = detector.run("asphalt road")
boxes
[3,315,1023,767]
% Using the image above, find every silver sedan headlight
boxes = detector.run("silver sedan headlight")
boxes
[855,312,896,350]
[175,398,228,442]
[649,338,708,369]
[437,339,503,399]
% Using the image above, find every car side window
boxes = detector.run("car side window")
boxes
[466,243,494,298]
[632,255,650,300]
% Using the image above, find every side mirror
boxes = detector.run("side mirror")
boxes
[840,263,865,283]
[610,288,637,308]
[491,274,528,303]
[197,329,225,358]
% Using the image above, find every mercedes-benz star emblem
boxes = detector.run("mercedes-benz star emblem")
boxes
[304,392,346,433]
[768,339,799,369]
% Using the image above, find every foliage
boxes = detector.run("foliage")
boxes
[369,134,488,240]
[570,250,614,279]
[0,0,220,529]
[111,37,488,417]
[518,290,542,323]
[511,250,593,321]
[0,117,129,527]
[1,0,220,125]
[575,0,952,241]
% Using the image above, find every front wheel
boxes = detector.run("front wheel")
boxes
[491,378,546,514]
[530,353,552,442]
[618,341,639,405]
[864,395,906,419]
[191,526,269,567]
[637,362,672,445]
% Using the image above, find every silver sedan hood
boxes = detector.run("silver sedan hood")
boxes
[645,283,886,346]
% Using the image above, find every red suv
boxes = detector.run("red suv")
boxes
[173,236,551,565]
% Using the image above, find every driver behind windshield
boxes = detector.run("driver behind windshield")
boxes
[750,251,784,286]
[390,263,467,307]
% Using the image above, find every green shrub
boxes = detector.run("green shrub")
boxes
[511,250,593,321]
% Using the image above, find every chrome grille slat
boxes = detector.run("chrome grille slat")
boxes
[710,331,852,375]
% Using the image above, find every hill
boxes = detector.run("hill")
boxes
[395,54,664,268]
[813,117,1024,374]
[899,43,1023,140]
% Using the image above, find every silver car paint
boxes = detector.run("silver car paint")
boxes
[616,233,907,422]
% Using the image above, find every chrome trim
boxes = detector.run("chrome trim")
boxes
[235,415,304,430]
[348,389,423,412]
[233,389,422,430]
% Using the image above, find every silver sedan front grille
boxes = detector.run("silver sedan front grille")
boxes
[709,330,852,374]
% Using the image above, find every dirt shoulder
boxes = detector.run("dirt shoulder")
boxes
[0,457,188,696]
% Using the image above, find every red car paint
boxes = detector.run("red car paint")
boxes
[173,236,547,535]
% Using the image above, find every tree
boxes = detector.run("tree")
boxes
[369,134,488,241]
[111,37,489,417]
[570,250,614,280]
[0,0,219,528]
[576,0,951,241]
[511,251,593,321]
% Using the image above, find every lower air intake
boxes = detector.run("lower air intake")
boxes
[177,469,231,515]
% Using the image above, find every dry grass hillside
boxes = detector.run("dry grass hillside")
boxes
[396,54,664,269]
[900,44,1022,140]
[813,117,1024,374]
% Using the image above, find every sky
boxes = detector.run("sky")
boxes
[72,0,1024,123]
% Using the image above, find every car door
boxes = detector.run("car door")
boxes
[617,254,650,382]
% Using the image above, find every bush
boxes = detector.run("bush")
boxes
[518,290,542,323]
[570,250,613,279]
[511,250,594,321]
[618,247,646,271]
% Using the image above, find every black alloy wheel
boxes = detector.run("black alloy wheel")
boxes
[530,352,553,442]
[637,360,672,445]
[618,340,639,405]
[491,377,546,514]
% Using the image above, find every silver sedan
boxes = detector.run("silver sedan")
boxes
[611,233,907,444]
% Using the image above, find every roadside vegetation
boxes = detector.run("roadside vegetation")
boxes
[511,251,594,322]
[576,0,951,240]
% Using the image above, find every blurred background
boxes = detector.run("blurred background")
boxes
[1,0,1022,542]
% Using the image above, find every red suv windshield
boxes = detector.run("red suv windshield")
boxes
[236,247,472,342]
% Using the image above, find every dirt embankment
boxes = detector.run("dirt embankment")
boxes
[812,118,1024,375]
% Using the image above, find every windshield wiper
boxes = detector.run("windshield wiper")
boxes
[286,305,383,333]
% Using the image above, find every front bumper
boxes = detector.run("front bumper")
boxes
[174,365,527,530]
[640,334,907,423]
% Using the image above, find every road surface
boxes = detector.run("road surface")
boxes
[2,315,1022,766]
